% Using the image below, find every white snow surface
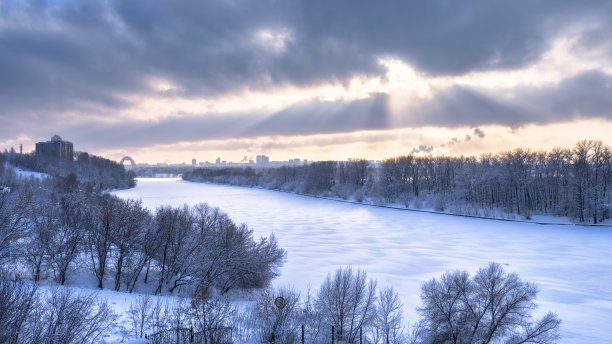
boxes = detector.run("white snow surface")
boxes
[113,178,612,343]
[4,163,48,179]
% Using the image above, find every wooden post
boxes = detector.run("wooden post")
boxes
[302,324,305,344]
[360,327,362,344]
[332,325,335,344]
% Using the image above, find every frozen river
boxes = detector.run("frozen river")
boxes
[114,178,612,343]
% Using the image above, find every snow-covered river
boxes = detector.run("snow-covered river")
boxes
[114,178,612,343]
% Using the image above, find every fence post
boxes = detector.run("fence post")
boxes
[360,327,362,344]
[332,325,334,344]
[190,326,193,343]
[302,324,305,344]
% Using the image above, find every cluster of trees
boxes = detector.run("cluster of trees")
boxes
[247,263,560,344]
[415,263,560,344]
[184,140,612,223]
[125,263,560,344]
[1,161,287,342]
[0,274,116,344]
[1,150,135,190]
[0,168,285,296]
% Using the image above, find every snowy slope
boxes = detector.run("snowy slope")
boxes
[4,163,49,180]
[113,178,612,344]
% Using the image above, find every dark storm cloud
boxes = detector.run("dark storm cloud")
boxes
[1,0,611,118]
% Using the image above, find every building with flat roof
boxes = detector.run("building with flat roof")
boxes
[256,155,270,165]
[35,135,73,161]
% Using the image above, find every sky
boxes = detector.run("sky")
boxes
[1,0,612,164]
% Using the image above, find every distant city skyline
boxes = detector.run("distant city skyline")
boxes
[1,1,611,164]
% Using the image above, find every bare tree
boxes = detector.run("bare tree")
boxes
[190,288,236,343]
[24,201,54,282]
[31,287,117,344]
[126,211,163,293]
[416,262,561,344]
[316,266,377,343]
[46,193,86,285]
[301,284,326,344]
[252,287,301,344]
[375,286,404,344]
[112,198,150,291]
[88,194,119,289]
[0,190,31,264]
[0,273,39,344]
[153,205,200,294]
[129,293,152,338]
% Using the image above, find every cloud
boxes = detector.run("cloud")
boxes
[33,94,389,152]
[1,0,610,117]
[1,1,612,159]
[9,67,610,159]
[242,93,389,137]
[406,70,612,128]
[15,69,610,154]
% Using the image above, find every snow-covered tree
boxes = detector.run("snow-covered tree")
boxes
[415,262,560,344]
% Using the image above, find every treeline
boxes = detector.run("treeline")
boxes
[0,150,135,190]
[0,170,285,296]
[184,140,612,223]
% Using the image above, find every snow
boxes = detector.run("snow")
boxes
[4,163,48,180]
[113,178,612,343]
[123,340,148,344]
[30,283,180,343]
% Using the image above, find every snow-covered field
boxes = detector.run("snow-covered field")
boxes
[114,178,612,343]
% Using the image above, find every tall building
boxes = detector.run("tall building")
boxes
[192,158,197,166]
[256,155,270,165]
[35,135,73,161]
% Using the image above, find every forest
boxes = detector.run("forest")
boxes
[1,150,136,191]
[0,159,285,295]
[184,140,612,224]
[0,155,287,343]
